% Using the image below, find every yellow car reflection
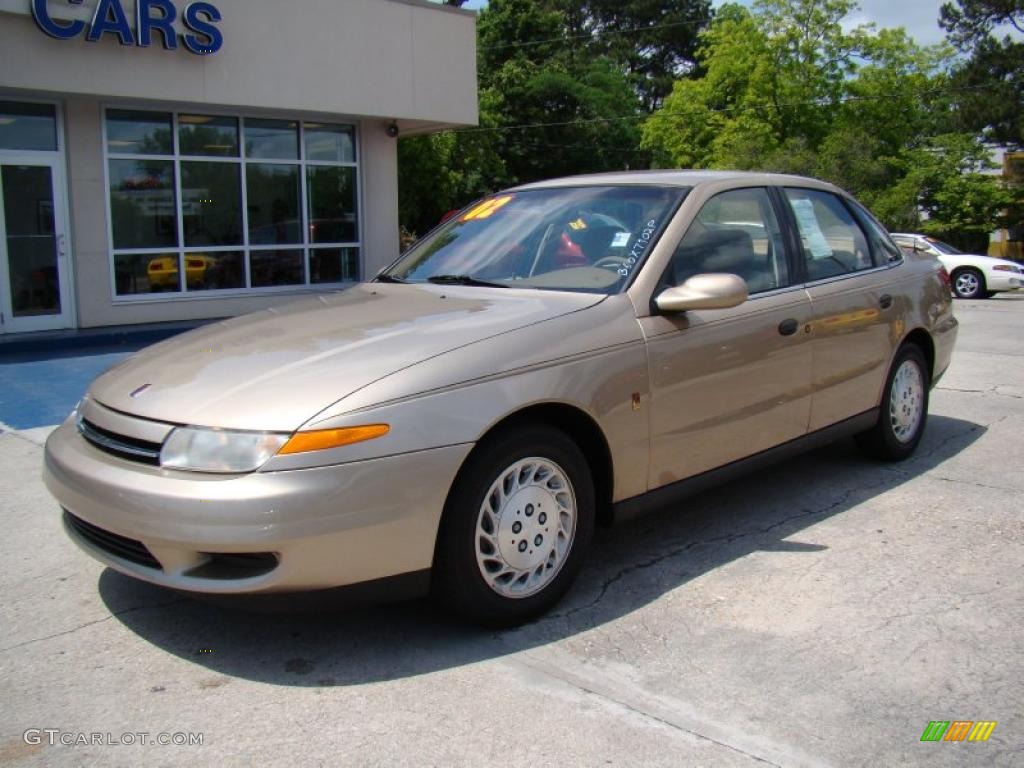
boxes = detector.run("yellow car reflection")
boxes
[147,255,219,291]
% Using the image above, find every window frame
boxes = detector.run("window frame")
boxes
[102,106,362,302]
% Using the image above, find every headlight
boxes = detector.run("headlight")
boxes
[159,424,391,472]
[160,427,289,473]
[992,264,1020,272]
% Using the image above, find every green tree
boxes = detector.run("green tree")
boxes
[399,0,646,236]
[940,0,1024,147]
[550,0,714,112]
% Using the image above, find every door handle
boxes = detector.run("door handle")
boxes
[778,318,799,336]
[879,294,893,309]
[57,234,67,257]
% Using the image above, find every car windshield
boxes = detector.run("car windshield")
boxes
[382,185,687,294]
[925,237,963,255]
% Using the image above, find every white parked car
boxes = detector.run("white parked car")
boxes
[891,233,1023,299]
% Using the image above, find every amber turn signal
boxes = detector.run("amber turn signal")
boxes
[277,424,390,455]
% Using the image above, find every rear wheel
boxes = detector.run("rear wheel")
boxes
[433,424,595,627]
[856,344,930,461]
[952,268,985,299]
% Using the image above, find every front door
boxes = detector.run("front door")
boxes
[642,187,815,488]
[0,156,72,333]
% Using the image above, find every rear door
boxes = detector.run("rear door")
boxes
[779,187,902,431]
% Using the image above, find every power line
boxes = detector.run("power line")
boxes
[481,17,712,51]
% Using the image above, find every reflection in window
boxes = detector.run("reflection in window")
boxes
[107,110,172,155]
[181,162,242,246]
[305,123,355,163]
[244,118,298,160]
[0,101,58,151]
[109,160,178,249]
[251,249,305,287]
[306,166,357,243]
[247,164,301,244]
[184,251,245,291]
[179,114,239,157]
[115,253,181,295]
[670,187,789,294]
[311,248,359,283]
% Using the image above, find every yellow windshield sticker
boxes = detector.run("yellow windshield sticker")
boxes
[461,195,514,222]
[568,218,587,231]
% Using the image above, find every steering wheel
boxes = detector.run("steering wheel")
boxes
[592,255,629,271]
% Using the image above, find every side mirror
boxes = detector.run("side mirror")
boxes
[655,273,748,313]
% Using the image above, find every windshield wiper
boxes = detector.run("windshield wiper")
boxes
[426,274,509,288]
[375,273,408,283]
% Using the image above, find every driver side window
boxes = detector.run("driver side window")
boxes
[666,187,790,294]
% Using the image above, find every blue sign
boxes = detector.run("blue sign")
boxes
[31,0,223,55]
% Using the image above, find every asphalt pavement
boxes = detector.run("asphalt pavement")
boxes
[0,296,1021,767]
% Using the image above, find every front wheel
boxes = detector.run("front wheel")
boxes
[952,268,985,299]
[433,424,595,627]
[855,344,930,461]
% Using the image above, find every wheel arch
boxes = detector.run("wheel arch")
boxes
[447,402,616,531]
[901,328,936,382]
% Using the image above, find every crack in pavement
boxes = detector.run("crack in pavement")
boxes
[0,597,188,653]
[936,385,1024,400]
[550,482,882,621]
[510,651,829,767]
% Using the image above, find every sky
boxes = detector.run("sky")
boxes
[456,0,971,47]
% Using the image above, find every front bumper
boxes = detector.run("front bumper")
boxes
[44,417,472,595]
[988,273,1021,292]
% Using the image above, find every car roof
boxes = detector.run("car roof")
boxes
[513,169,842,192]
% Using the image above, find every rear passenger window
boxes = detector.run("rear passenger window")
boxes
[783,188,873,279]
[667,187,789,294]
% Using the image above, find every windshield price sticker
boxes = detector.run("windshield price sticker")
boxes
[618,219,659,276]
[789,198,833,259]
[461,195,514,223]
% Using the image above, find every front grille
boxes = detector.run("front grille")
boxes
[78,418,162,465]
[63,510,161,569]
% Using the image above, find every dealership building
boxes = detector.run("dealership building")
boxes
[0,0,477,335]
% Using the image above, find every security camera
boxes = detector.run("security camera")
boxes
[386,121,399,138]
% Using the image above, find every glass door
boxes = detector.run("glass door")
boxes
[0,156,72,333]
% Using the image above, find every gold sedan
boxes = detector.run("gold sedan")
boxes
[44,171,957,626]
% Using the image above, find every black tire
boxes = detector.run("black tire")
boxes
[856,344,930,462]
[432,423,595,627]
[951,267,986,299]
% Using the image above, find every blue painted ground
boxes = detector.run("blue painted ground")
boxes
[0,346,139,430]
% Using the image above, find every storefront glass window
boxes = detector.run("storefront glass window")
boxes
[181,162,243,246]
[244,119,299,160]
[115,252,181,295]
[0,102,58,151]
[311,248,359,284]
[251,249,305,287]
[106,110,360,298]
[107,110,173,155]
[183,251,246,291]
[108,160,178,250]
[179,115,239,157]
[246,164,301,244]
[306,166,357,244]
[305,123,355,163]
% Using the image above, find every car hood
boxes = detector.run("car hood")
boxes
[89,283,605,431]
